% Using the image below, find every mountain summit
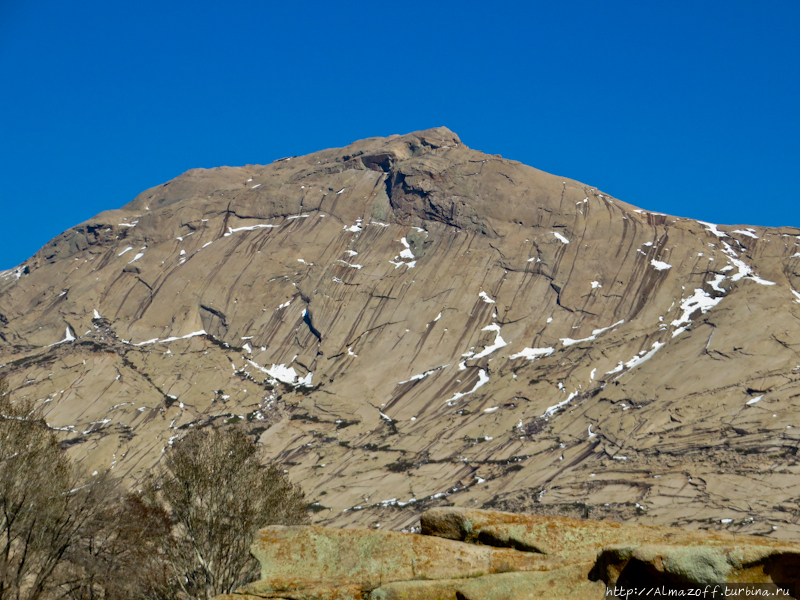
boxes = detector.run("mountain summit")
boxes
[2,127,800,538]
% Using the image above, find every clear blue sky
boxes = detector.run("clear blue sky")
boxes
[1,0,798,269]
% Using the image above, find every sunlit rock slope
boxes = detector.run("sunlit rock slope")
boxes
[2,127,800,538]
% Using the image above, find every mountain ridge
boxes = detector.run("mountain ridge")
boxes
[2,127,800,540]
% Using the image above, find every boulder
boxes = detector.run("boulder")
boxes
[592,544,800,587]
[238,582,364,599]
[213,511,800,600]
[246,525,557,592]
[369,565,603,600]
[420,507,794,563]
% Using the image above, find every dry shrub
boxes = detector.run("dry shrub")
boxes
[1,375,307,600]
[0,377,117,600]
[147,426,309,599]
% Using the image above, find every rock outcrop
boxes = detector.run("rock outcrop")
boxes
[2,127,800,537]
[213,508,800,599]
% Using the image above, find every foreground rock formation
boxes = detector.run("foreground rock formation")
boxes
[2,127,800,537]
[214,507,800,599]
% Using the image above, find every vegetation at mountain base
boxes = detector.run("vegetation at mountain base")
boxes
[143,426,309,599]
[0,376,308,600]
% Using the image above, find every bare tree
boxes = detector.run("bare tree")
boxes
[148,427,308,600]
[0,377,114,600]
[63,492,172,600]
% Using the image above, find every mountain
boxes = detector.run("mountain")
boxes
[2,127,800,539]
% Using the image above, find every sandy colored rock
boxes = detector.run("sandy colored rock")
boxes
[245,525,555,593]
[370,565,603,600]
[214,596,290,600]
[240,583,364,599]
[367,579,460,600]
[218,512,800,600]
[420,507,796,562]
[593,544,800,587]
[2,127,800,538]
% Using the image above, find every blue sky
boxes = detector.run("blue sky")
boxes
[1,0,798,269]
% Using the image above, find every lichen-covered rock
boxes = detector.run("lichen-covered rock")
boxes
[369,565,603,600]
[246,525,556,592]
[420,507,796,563]
[592,544,800,587]
[214,595,288,600]
[367,579,460,600]
[213,512,800,600]
[238,582,364,599]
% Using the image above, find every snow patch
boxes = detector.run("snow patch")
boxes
[510,347,554,361]
[224,223,277,236]
[398,238,414,259]
[624,341,665,370]
[561,320,624,347]
[49,327,76,346]
[650,259,672,271]
[708,274,726,293]
[471,323,507,359]
[399,365,449,384]
[445,370,490,404]
[671,289,723,328]
[606,362,624,375]
[131,330,207,346]
[388,236,416,268]
[344,219,363,232]
[246,359,314,388]
[542,391,577,418]
[552,231,570,244]
[337,260,363,269]
[697,221,728,238]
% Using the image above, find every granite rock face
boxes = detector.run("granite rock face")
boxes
[215,509,800,600]
[2,127,800,536]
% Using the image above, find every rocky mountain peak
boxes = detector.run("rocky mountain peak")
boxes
[2,129,800,540]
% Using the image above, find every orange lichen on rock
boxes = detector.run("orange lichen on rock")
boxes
[214,509,800,600]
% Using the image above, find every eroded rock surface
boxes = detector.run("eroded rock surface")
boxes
[215,508,800,600]
[2,127,800,537]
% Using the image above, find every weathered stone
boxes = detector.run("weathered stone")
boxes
[240,580,364,599]
[592,544,800,586]
[241,582,364,599]
[369,565,602,600]
[455,566,604,600]
[247,525,556,592]
[213,595,287,600]
[214,512,800,600]
[420,508,795,563]
[368,579,460,600]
